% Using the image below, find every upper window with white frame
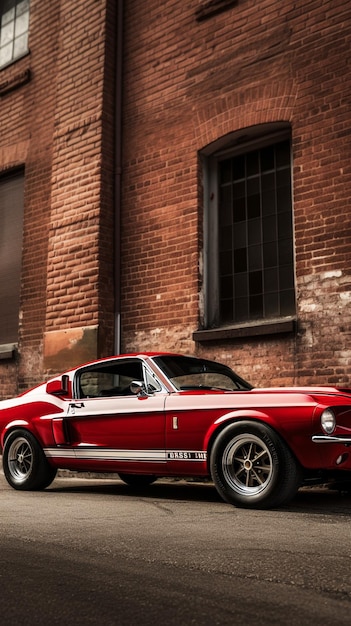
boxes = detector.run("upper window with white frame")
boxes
[0,0,29,69]
[202,125,296,331]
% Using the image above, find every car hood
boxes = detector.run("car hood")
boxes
[251,386,351,397]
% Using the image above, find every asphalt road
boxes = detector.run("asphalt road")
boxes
[1,473,351,625]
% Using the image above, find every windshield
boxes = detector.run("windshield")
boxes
[152,355,253,391]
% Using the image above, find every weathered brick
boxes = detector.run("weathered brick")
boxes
[1,0,350,398]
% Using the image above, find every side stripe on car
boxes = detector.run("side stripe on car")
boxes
[43,448,208,462]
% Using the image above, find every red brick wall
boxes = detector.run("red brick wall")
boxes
[121,0,351,386]
[0,0,116,398]
[43,0,116,375]
[0,0,61,396]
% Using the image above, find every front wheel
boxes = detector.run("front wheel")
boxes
[210,421,301,509]
[3,430,57,491]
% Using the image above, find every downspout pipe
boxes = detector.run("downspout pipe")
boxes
[114,0,123,355]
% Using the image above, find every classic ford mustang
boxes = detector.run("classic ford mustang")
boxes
[1,352,351,508]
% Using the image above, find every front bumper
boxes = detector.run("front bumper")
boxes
[312,435,351,444]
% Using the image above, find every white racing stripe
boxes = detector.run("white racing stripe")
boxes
[43,448,207,462]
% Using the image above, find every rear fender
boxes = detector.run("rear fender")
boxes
[1,420,31,449]
[1,411,61,450]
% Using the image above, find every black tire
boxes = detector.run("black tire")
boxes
[210,421,301,509]
[3,429,57,491]
[118,473,157,488]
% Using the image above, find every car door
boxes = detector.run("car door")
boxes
[64,358,168,473]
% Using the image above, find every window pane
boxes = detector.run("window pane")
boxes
[247,151,259,176]
[0,173,24,344]
[219,250,233,275]
[2,8,15,26]
[234,274,248,298]
[234,248,247,273]
[248,246,262,272]
[219,224,232,250]
[279,265,294,290]
[264,267,278,292]
[249,294,263,319]
[13,31,27,56]
[233,180,245,199]
[276,141,290,167]
[220,159,231,184]
[219,185,232,226]
[0,0,29,67]
[233,221,246,249]
[248,218,261,245]
[233,195,246,222]
[16,0,30,17]
[262,189,276,216]
[220,275,233,299]
[260,146,275,171]
[235,297,248,322]
[249,271,262,295]
[278,238,293,265]
[248,244,262,271]
[15,10,29,37]
[263,214,276,242]
[280,289,295,316]
[216,137,295,325]
[261,172,275,191]
[276,169,290,189]
[264,292,279,317]
[0,20,14,45]
[247,177,260,219]
[263,242,278,268]
[0,41,12,65]
[232,156,245,180]
[278,211,292,239]
[220,298,234,323]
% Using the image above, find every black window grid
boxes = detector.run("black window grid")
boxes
[218,140,295,324]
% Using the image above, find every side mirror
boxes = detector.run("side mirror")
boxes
[46,374,70,397]
[130,380,145,395]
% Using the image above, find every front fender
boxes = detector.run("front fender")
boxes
[203,405,325,471]
[204,409,274,453]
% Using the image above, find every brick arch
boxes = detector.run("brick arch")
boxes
[194,82,297,149]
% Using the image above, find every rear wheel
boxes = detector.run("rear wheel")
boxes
[210,421,301,509]
[3,430,57,491]
[118,473,157,488]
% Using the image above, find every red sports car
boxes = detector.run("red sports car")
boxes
[1,352,351,508]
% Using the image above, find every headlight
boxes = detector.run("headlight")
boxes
[321,408,336,434]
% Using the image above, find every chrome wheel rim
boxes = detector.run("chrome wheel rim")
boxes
[7,437,33,483]
[222,434,274,496]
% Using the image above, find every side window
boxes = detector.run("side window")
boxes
[0,0,30,69]
[0,171,24,346]
[203,128,295,329]
[77,361,144,398]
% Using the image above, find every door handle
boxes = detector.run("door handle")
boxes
[68,402,85,415]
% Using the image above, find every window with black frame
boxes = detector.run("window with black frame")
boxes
[0,0,30,69]
[78,361,144,398]
[202,130,296,330]
[0,171,24,348]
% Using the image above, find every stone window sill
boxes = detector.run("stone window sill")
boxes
[0,65,31,97]
[193,317,296,342]
[0,343,17,360]
[195,0,238,22]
